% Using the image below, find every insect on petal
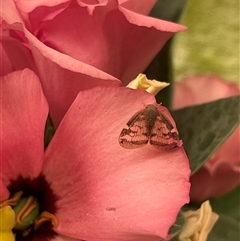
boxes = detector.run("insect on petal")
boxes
[119,104,182,150]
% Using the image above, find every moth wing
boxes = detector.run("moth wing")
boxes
[150,113,181,150]
[119,112,149,149]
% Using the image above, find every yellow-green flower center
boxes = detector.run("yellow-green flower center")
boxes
[0,191,58,239]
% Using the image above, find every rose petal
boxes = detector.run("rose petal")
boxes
[1,69,48,185]
[33,0,186,84]
[1,36,36,76]
[212,126,240,167]
[43,87,190,240]
[15,0,157,16]
[173,75,240,108]
[1,0,121,126]
[0,181,10,201]
[0,0,23,24]
[0,42,14,76]
[26,36,120,127]
[190,161,240,202]
[15,0,70,13]
[1,25,120,127]
[2,0,186,127]
[173,81,196,109]
[10,0,185,86]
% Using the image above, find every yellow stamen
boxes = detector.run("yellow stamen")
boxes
[16,196,38,224]
[177,200,219,241]
[0,191,23,208]
[127,73,170,95]
[34,211,59,230]
[0,205,15,241]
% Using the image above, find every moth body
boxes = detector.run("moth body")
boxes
[143,105,159,136]
[119,104,182,150]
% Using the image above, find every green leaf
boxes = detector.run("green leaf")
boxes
[211,186,240,222]
[208,214,240,241]
[172,95,240,174]
[165,212,185,240]
[44,115,55,149]
[144,0,187,108]
[149,0,187,22]
[144,41,173,107]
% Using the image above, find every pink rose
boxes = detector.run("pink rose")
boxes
[173,75,240,202]
[1,0,186,126]
[1,69,190,240]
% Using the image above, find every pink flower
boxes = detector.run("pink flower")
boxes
[1,69,190,240]
[1,0,186,126]
[173,75,240,202]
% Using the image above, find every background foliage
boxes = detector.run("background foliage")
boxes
[173,0,239,83]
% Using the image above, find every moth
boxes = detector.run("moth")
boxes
[119,104,182,149]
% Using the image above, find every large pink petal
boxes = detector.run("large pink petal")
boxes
[15,0,70,13]
[11,0,185,85]
[26,34,120,127]
[0,0,23,24]
[15,0,157,16]
[1,0,121,126]
[0,42,14,76]
[0,36,36,76]
[33,0,186,84]
[43,87,190,241]
[1,69,48,186]
[213,126,240,167]
[2,0,185,127]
